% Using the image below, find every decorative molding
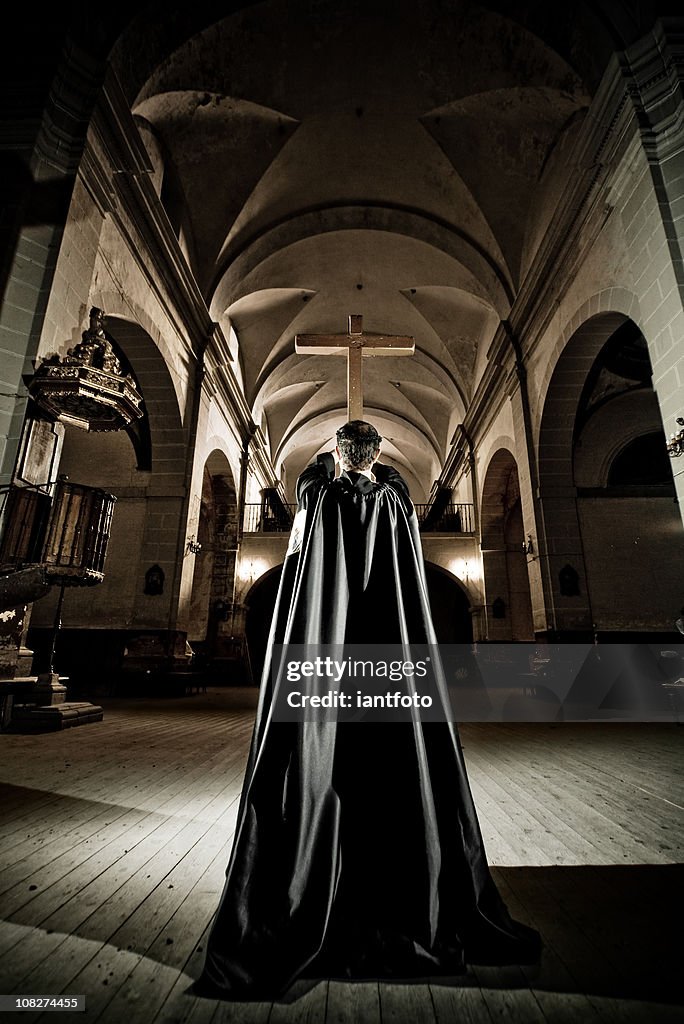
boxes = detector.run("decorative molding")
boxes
[78,142,116,216]
[619,19,684,163]
[82,70,265,462]
[32,41,105,177]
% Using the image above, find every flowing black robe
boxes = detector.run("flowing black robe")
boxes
[196,454,540,998]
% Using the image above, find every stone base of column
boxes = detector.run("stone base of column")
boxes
[33,671,68,705]
[4,672,104,732]
[9,701,104,732]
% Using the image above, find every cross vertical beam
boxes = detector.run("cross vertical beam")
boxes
[347,315,363,420]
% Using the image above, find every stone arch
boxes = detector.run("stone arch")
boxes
[27,419,143,677]
[480,444,519,546]
[424,561,473,643]
[535,288,641,450]
[536,307,637,634]
[537,305,683,634]
[28,309,188,649]
[244,563,283,685]
[536,311,627,634]
[573,389,668,488]
[536,301,634,468]
[243,560,475,685]
[480,448,534,640]
[90,291,187,419]
[187,449,238,667]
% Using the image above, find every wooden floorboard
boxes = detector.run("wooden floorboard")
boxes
[0,689,682,1024]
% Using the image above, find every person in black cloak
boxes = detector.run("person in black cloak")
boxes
[195,420,541,999]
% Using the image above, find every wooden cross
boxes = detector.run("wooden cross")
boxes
[294,314,415,419]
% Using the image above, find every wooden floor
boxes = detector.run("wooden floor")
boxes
[0,687,683,1023]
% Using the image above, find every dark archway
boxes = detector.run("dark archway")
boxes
[244,565,283,685]
[244,559,472,686]
[480,448,534,641]
[425,562,473,643]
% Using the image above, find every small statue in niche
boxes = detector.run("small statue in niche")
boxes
[491,596,506,619]
[144,564,165,596]
[559,564,580,597]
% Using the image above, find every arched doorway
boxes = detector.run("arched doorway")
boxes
[244,560,473,687]
[244,566,282,685]
[424,562,473,642]
[480,449,534,640]
[539,313,683,637]
[25,312,189,688]
[187,451,238,671]
[27,425,142,686]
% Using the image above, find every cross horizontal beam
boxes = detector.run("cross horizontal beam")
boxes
[295,332,415,356]
[294,315,415,419]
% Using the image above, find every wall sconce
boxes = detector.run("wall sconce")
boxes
[666,417,684,457]
[237,557,269,584]
[523,534,534,555]
[186,535,202,555]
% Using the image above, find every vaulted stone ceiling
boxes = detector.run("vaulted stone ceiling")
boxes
[130,0,594,498]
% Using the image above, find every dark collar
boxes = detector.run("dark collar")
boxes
[339,470,375,494]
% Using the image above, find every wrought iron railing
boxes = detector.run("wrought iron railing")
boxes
[415,502,474,533]
[242,501,474,534]
[243,503,297,533]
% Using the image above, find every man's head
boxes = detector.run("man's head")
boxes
[335,420,382,471]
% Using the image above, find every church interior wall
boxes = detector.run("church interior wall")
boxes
[245,465,264,506]
[473,417,518,495]
[531,298,682,637]
[473,418,539,638]
[573,378,683,633]
[478,446,536,641]
[508,387,546,636]
[29,428,145,631]
[15,99,269,668]
[577,496,682,631]
[32,175,106,366]
[508,119,684,637]
[134,118,165,197]
[419,537,483,631]
[235,536,289,608]
[180,422,241,642]
[186,466,217,644]
[527,138,683,517]
[2,4,683,683]
[612,148,684,471]
[89,226,191,422]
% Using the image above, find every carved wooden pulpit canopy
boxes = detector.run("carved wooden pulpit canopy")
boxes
[29,308,143,432]
[295,314,415,419]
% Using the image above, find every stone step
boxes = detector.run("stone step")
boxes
[8,701,104,732]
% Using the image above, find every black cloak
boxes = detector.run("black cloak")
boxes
[196,454,540,998]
